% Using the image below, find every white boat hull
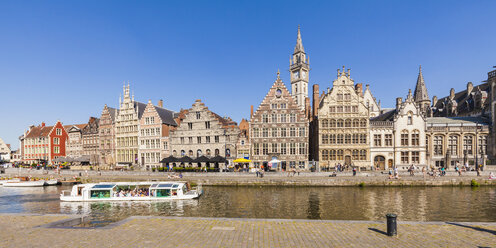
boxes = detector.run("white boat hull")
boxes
[60,193,201,202]
[3,180,46,187]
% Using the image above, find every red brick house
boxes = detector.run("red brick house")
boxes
[23,121,69,164]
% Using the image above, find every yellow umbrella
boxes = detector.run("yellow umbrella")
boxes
[233,158,252,163]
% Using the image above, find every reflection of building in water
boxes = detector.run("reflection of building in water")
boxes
[417,189,427,222]
[363,191,377,220]
[306,192,321,219]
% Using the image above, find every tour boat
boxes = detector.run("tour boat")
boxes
[3,179,46,187]
[60,181,203,202]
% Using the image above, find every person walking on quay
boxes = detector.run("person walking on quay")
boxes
[352,166,357,176]
[476,166,481,177]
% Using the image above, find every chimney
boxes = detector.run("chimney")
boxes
[41,122,45,127]
[355,83,363,96]
[158,99,163,108]
[396,97,402,111]
[250,105,254,119]
[466,82,473,95]
[312,84,319,119]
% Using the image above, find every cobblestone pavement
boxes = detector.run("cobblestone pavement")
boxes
[1,215,495,247]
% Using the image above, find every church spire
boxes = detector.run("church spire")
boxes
[294,25,305,53]
[414,65,429,102]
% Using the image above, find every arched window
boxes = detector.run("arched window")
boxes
[226,149,231,157]
[448,135,458,155]
[359,150,367,160]
[463,135,473,155]
[407,111,413,125]
[337,150,344,160]
[206,149,211,156]
[180,150,185,156]
[322,134,329,144]
[173,150,177,156]
[215,149,220,156]
[337,119,344,127]
[322,119,328,128]
[188,150,193,156]
[401,130,409,146]
[330,119,336,127]
[197,149,202,157]
[360,119,367,127]
[345,119,351,127]
[353,119,359,127]
[352,150,359,160]
[322,150,329,160]
[433,135,444,155]
[330,150,336,160]
[411,130,420,146]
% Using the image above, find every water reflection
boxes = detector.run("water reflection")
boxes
[1,186,495,222]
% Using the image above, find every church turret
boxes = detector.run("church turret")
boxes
[290,25,310,110]
[413,65,431,115]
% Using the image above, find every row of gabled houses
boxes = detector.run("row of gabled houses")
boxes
[15,27,496,170]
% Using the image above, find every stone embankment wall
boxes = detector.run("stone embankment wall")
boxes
[3,168,496,187]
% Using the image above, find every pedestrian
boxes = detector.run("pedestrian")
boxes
[476,166,481,177]
[352,167,357,176]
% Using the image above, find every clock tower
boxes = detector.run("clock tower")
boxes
[290,25,309,110]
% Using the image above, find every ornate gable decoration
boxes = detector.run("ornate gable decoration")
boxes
[252,71,305,119]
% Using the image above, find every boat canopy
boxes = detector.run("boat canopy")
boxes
[150,183,181,189]
[92,184,115,189]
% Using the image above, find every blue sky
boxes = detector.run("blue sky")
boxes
[1,0,495,150]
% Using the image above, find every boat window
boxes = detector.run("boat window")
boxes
[92,184,115,189]
[158,184,173,188]
[151,184,158,188]
[172,189,178,196]
[156,189,171,197]
[90,190,111,198]
[172,184,179,188]
[182,185,187,192]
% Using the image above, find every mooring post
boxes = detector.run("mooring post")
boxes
[386,213,397,236]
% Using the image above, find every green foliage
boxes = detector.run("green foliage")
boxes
[471,179,480,187]
[358,182,365,187]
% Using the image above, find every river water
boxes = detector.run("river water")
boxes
[1,186,495,222]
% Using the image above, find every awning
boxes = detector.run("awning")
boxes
[160,155,178,163]
[210,155,227,163]
[233,158,251,163]
[177,156,193,163]
[192,156,211,163]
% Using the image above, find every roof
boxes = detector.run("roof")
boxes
[25,125,54,138]
[370,109,396,122]
[211,112,238,128]
[154,106,177,126]
[134,101,148,119]
[433,82,490,116]
[64,124,87,132]
[426,116,490,126]
[107,106,118,122]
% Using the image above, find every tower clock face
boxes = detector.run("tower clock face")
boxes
[275,89,282,97]
[293,71,299,79]
[302,70,306,79]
